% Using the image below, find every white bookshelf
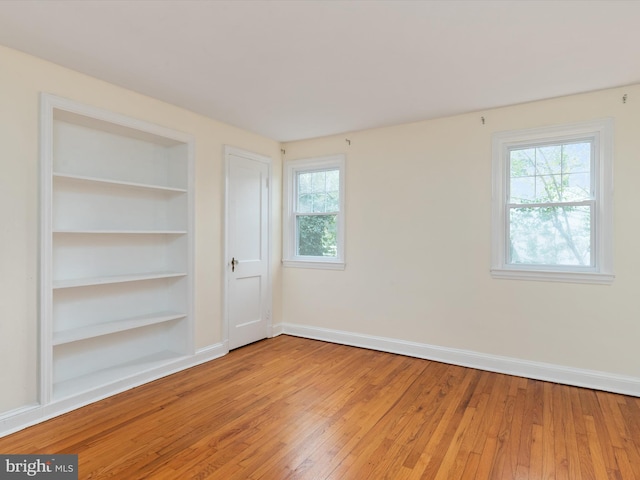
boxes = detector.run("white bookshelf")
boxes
[52,172,188,193]
[52,272,188,290]
[40,94,194,403]
[53,311,187,346]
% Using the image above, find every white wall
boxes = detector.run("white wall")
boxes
[281,84,640,380]
[3,40,639,420]
[0,45,282,415]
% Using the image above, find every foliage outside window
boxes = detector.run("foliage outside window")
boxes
[284,155,345,269]
[491,119,613,284]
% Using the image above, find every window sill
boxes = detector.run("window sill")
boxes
[491,268,614,285]
[283,260,346,271]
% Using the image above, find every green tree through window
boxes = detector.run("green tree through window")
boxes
[491,118,613,284]
[284,154,345,269]
[508,141,592,266]
[296,169,339,257]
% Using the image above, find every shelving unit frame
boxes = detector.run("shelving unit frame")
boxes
[40,93,195,405]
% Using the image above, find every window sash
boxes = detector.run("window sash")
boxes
[506,140,595,205]
[294,211,339,216]
[293,167,340,258]
[283,154,346,269]
[506,202,595,268]
[491,118,613,283]
[295,213,338,258]
[504,138,597,269]
[294,168,340,214]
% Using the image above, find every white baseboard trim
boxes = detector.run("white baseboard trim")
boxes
[0,342,228,438]
[282,323,640,397]
[5,327,639,438]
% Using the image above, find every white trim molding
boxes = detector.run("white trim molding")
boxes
[281,323,640,397]
[490,269,615,285]
[5,326,639,437]
[282,259,346,270]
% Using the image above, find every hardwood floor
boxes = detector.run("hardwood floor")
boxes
[1,335,639,479]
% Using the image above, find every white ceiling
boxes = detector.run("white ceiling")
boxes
[0,1,639,142]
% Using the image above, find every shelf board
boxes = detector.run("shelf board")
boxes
[53,312,187,346]
[53,172,187,193]
[53,271,187,289]
[53,229,187,235]
[52,350,187,401]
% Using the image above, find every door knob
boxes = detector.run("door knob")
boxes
[231,257,239,272]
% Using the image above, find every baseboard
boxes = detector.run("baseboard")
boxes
[282,323,640,397]
[0,342,228,438]
[5,327,639,438]
[271,323,284,336]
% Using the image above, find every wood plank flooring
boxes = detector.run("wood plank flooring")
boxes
[1,335,640,479]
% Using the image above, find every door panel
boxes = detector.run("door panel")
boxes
[226,150,270,349]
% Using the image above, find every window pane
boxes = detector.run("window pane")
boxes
[298,172,312,194]
[534,174,562,202]
[509,141,592,204]
[510,176,536,203]
[562,172,591,201]
[510,148,536,177]
[326,191,339,212]
[509,205,591,266]
[535,145,562,175]
[563,142,591,174]
[297,214,337,257]
[297,169,340,213]
[298,193,313,213]
[325,169,340,191]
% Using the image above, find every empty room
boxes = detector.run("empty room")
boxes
[1,1,640,478]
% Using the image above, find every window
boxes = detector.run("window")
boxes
[283,154,345,269]
[491,119,613,284]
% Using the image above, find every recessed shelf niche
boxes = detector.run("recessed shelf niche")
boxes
[40,94,194,403]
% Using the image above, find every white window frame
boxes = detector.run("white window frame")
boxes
[283,154,346,270]
[491,118,614,284]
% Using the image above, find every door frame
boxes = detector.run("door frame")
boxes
[223,145,273,350]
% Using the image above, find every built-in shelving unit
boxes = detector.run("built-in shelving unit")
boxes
[40,94,194,403]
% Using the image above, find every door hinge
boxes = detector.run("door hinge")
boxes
[266,177,269,188]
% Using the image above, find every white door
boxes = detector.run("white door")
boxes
[225,147,271,350]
